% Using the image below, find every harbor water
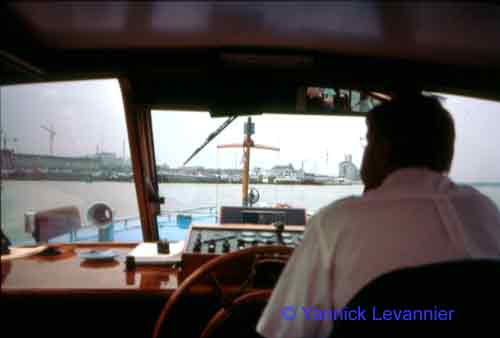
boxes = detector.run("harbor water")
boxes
[2,180,500,243]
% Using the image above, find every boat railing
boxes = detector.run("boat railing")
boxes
[115,206,218,230]
[94,207,217,230]
[18,205,313,244]
[61,206,217,243]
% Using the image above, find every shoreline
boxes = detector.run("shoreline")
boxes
[0,178,365,187]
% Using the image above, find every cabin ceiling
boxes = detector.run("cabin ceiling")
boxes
[6,1,500,66]
[2,1,500,101]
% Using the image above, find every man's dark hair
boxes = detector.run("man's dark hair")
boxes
[367,93,455,172]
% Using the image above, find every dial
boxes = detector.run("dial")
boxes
[241,231,257,238]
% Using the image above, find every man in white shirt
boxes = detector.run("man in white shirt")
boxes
[256,93,500,338]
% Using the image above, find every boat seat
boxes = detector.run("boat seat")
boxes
[33,206,82,242]
[331,258,500,337]
[219,206,306,225]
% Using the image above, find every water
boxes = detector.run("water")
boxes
[2,181,500,243]
[158,183,366,213]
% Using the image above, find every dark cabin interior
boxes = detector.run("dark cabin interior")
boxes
[2,2,500,338]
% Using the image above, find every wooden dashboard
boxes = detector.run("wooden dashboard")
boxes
[1,242,183,338]
[1,224,303,338]
[2,243,178,295]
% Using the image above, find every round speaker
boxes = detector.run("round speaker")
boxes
[86,202,113,228]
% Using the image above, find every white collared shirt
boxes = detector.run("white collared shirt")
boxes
[257,168,500,338]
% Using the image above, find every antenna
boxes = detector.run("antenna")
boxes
[122,139,126,161]
[40,125,56,155]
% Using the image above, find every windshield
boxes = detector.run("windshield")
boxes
[150,93,500,242]
[2,83,499,245]
[0,79,141,244]
[441,93,500,208]
[152,110,366,213]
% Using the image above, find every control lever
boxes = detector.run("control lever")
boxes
[193,235,202,252]
[273,221,285,245]
[237,239,245,250]
[222,240,231,253]
[208,240,216,253]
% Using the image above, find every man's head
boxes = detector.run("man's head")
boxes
[360,93,455,191]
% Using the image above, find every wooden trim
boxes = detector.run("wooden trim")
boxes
[2,244,179,293]
[137,105,161,241]
[143,104,161,240]
[3,289,174,297]
[119,79,158,241]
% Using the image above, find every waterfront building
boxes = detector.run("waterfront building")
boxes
[270,163,296,178]
[91,152,124,169]
[12,153,98,172]
[338,154,359,181]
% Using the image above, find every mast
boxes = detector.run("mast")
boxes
[241,118,253,206]
[218,117,279,207]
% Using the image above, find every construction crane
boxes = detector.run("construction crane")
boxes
[40,125,56,155]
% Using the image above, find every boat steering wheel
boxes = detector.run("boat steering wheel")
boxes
[152,245,292,338]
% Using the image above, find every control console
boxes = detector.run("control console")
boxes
[181,224,305,281]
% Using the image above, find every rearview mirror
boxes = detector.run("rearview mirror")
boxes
[209,85,387,117]
[297,86,384,115]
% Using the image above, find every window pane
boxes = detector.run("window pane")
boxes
[152,110,366,239]
[0,79,142,244]
[441,94,500,209]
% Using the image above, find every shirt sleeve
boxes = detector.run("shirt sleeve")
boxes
[256,215,333,338]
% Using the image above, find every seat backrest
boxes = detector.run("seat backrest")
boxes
[34,206,82,242]
[332,259,500,337]
[219,206,306,225]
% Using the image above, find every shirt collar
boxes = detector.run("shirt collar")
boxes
[375,167,455,194]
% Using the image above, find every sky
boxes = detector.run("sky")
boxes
[151,110,366,175]
[1,79,500,182]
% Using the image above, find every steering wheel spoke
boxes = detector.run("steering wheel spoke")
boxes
[207,272,230,308]
[153,245,293,338]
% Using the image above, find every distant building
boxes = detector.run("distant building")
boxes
[338,154,359,181]
[91,152,124,169]
[270,163,295,177]
[219,168,242,176]
[12,153,97,172]
[0,150,15,170]
[1,150,16,178]
[251,167,263,176]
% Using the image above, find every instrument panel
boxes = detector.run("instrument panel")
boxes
[186,228,304,255]
[181,224,305,280]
